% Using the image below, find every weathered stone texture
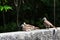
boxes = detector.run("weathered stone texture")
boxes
[0,28,60,40]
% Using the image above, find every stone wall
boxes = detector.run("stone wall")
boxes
[0,28,60,40]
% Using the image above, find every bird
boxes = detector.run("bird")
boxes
[42,17,56,29]
[21,22,39,31]
[21,22,35,31]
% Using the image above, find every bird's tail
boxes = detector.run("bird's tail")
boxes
[51,25,57,29]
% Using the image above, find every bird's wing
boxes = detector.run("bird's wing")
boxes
[44,20,54,26]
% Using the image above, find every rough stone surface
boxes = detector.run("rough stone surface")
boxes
[0,28,60,40]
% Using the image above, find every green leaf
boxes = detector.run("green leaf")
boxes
[4,5,12,12]
[0,6,4,11]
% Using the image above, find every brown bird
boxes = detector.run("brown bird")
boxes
[42,17,56,29]
[21,22,39,31]
[21,22,35,31]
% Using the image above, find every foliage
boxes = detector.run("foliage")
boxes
[0,0,12,12]
[22,4,32,11]
[0,22,18,33]
[36,18,45,29]
[4,5,12,11]
[0,6,3,11]
[0,5,12,12]
[41,0,60,7]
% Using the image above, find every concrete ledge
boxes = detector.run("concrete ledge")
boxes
[0,28,60,40]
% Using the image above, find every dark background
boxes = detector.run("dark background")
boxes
[0,0,60,33]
